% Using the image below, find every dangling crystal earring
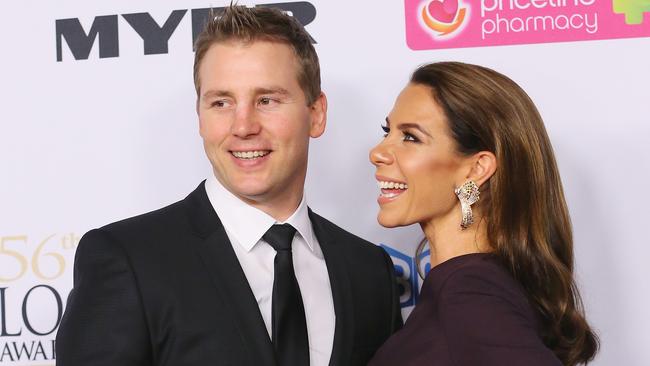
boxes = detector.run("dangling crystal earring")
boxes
[454,180,480,230]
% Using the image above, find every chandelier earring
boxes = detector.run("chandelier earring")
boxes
[454,180,480,230]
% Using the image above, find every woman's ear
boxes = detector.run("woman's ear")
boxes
[466,151,497,187]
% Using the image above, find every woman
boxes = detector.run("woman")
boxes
[368,62,598,365]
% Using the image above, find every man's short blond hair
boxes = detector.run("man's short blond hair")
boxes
[193,5,321,105]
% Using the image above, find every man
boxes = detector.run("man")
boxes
[56,5,401,366]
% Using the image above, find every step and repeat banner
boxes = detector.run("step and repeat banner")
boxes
[1,0,649,365]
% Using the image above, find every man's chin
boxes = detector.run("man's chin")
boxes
[213,170,269,195]
[224,184,271,201]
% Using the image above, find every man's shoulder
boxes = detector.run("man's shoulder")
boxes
[94,183,206,242]
[308,210,383,256]
[101,198,187,235]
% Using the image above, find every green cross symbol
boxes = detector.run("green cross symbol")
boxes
[613,0,650,24]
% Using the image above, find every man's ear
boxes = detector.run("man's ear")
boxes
[465,151,497,187]
[309,92,327,138]
[196,98,206,138]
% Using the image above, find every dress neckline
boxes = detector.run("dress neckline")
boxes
[425,252,493,279]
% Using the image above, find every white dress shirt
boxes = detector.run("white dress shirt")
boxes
[204,174,335,366]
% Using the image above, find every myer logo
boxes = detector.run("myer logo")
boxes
[55,2,316,62]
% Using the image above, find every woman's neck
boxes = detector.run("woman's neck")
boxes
[421,213,491,267]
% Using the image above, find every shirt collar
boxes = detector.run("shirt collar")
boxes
[204,174,316,253]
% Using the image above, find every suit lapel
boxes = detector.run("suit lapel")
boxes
[309,209,355,366]
[185,183,276,366]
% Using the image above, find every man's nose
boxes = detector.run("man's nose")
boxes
[231,104,261,138]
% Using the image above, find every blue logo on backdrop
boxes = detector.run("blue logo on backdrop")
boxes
[380,241,431,308]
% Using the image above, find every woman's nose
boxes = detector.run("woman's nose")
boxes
[370,140,393,167]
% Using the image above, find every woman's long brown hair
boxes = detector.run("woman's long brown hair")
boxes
[411,62,598,365]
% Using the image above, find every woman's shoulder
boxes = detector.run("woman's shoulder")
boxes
[434,253,532,316]
[439,253,520,292]
[427,253,517,296]
[431,254,561,365]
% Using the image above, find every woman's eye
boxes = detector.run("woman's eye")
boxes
[381,124,390,137]
[403,132,419,142]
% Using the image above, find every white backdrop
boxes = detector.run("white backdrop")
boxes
[1,0,649,365]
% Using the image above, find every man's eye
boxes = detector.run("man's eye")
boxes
[259,97,276,106]
[211,100,227,108]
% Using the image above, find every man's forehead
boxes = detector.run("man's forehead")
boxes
[196,38,306,100]
[201,41,300,76]
[201,40,299,75]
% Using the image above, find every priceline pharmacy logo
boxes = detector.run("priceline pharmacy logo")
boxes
[419,0,469,37]
[405,0,650,50]
[479,0,599,40]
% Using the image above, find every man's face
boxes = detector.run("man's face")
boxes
[197,40,326,215]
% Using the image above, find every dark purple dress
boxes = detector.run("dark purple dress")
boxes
[368,253,561,366]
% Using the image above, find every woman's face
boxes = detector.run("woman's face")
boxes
[370,83,468,228]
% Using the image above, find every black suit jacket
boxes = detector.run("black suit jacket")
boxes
[56,182,402,366]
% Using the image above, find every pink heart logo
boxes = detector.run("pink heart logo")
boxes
[427,0,459,24]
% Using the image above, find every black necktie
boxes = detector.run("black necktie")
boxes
[263,224,310,366]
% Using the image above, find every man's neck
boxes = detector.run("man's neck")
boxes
[220,182,304,222]
[241,193,304,222]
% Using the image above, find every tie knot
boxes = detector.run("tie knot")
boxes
[263,224,296,252]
